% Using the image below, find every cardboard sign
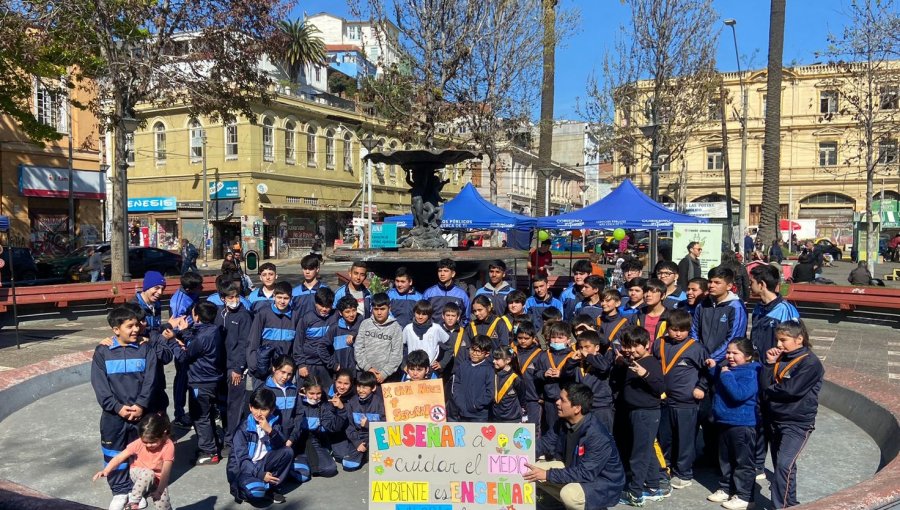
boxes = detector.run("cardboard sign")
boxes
[382,380,447,423]
[368,422,536,509]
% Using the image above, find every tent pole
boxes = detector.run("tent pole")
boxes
[569,231,574,277]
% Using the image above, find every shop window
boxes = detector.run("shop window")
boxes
[285,121,296,164]
[153,122,166,163]
[262,116,274,162]
[879,140,897,165]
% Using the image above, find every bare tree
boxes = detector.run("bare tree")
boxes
[14,0,289,281]
[758,0,786,252]
[536,0,558,217]
[584,0,719,210]
[820,0,900,273]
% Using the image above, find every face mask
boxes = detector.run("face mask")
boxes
[304,396,320,406]
[225,301,240,310]
[550,342,568,351]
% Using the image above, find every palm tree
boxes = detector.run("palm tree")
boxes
[759,0,786,251]
[277,19,326,84]
[536,0,557,217]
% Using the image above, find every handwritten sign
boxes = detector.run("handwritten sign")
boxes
[382,380,447,423]
[368,422,536,509]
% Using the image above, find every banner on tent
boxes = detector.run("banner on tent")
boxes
[671,223,723,275]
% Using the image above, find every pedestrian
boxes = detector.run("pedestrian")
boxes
[180,238,199,275]
[81,246,104,282]
[769,239,785,264]
[847,260,872,285]
[743,231,754,261]
[677,242,703,290]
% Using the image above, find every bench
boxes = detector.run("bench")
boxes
[785,283,900,312]
[0,276,219,314]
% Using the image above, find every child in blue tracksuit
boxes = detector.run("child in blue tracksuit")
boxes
[171,301,224,465]
[326,369,356,463]
[560,259,593,320]
[294,287,337,389]
[289,377,341,481]
[292,254,329,314]
[705,338,761,509]
[227,388,293,504]
[490,345,523,423]
[525,275,563,332]
[572,275,605,323]
[207,274,252,310]
[216,278,252,448]
[333,260,372,318]
[423,258,470,323]
[651,309,709,491]
[324,295,361,374]
[91,305,158,509]
[265,356,299,436]
[248,262,279,313]
[247,282,297,386]
[533,321,576,437]
[337,371,384,471]
[597,289,633,348]
[474,259,514,315]
[762,320,824,510]
[462,295,510,349]
[450,334,494,422]
[569,329,615,433]
[387,266,422,328]
[513,320,543,431]
[168,271,203,428]
[130,271,166,333]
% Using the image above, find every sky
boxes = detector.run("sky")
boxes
[297,0,857,120]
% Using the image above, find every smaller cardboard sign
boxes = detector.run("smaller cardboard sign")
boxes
[381,380,446,423]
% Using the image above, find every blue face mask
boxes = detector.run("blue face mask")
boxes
[550,342,569,351]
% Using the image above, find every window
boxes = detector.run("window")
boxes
[881,86,899,110]
[314,66,322,82]
[388,141,398,181]
[262,117,274,161]
[818,141,838,166]
[325,129,336,169]
[820,90,838,114]
[343,132,353,172]
[189,120,204,161]
[225,123,238,158]
[125,133,134,165]
[761,95,767,118]
[879,140,898,165]
[306,125,317,166]
[153,122,166,163]
[347,25,360,40]
[708,101,722,121]
[35,81,67,133]
[706,148,724,170]
[284,122,296,164]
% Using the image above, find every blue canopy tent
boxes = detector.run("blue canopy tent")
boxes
[384,182,536,230]
[535,178,708,230]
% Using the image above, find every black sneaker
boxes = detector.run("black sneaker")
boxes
[172,416,193,428]
[195,453,220,465]
[267,490,286,504]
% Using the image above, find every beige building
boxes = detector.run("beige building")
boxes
[613,63,900,247]
[125,95,467,259]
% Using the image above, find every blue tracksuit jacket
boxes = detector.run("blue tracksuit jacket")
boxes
[691,292,748,362]
[248,287,277,314]
[451,358,494,421]
[525,294,563,331]
[291,281,330,314]
[169,289,199,326]
[387,287,423,328]
[474,281,514,315]
[217,303,252,375]
[423,282,470,323]
[91,337,158,414]
[264,376,299,435]
[750,296,799,357]
[293,307,338,370]
[207,293,252,310]
[762,347,824,427]
[130,293,162,333]
[333,283,372,319]
[324,317,361,372]
[651,336,709,407]
[344,393,385,448]
[227,412,287,489]
[247,304,297,371]
[171,322,223,386]
[559,283,583,320]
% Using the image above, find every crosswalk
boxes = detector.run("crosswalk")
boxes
[809,329,837,362]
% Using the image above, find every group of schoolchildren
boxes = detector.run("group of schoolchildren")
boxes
[90,251,824,510]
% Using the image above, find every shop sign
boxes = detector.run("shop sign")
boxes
[371,222,398,248]
[685,202,728,219]
[128,196,177,212]
[209,180,240,199]
[18,164,106,199]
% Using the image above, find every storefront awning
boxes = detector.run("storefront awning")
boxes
[260,203,357,213]
[883,211,899,228]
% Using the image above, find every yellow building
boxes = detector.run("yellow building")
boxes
[0,78,102,257]
[127,95,467,259]
[613,63,900,247]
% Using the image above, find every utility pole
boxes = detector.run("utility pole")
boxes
[201,130,209,267]
[725,19,749,245]
[67,79,75,251]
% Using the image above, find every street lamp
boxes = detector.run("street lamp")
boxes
[579,183,589,207]
[538,167,554,216]
[360,135,381,248]
[639,122,661,270]
[119,114,139,282]
[725,18,749,246]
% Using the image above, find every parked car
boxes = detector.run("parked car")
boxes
[815,238,843,261]
[0,246,40,284]
[40,244,111,282]
[74,247,182,281]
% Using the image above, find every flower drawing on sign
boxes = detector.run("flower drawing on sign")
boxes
[383,457,394,468]
[371,452,383,463]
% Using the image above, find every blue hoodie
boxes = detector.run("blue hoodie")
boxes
[711,361,760,426]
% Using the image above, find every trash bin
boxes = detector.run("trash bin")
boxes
[245,250,259,273]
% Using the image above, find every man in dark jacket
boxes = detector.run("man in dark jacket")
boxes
[848,260,872,285]
[525,383,625,510]
[677,242,703,289]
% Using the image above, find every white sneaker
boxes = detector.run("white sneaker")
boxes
[722,496,751,510]
[138,498,149,509]
[755,471,767,480]
[108,494,128,510]
[707,490,730,503]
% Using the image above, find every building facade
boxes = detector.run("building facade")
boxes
[533,121,607,204]
[125,95,466,259]
[0,78,103,257]
[613,64,900,247]
[305,13,401,75]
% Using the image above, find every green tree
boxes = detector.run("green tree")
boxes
[275,19,327,84]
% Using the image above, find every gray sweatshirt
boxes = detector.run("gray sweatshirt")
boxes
[355,315,404,378]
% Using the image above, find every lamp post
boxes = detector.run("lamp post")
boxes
[360,135,381,248]
[639,122,661,271]
[200,130,209,268]
[119,115,139,282]
[538,167,554,216]
[725,18,748,246]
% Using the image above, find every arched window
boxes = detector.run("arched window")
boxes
[306,125,317,167]
[284,121,296,164]
[388,141,398,181]
[325,129,336,169]
[800,192,854,206]
[342,132,353,172]
[189,119,203,161]
[262,117,274,162]
[153,122,166,163]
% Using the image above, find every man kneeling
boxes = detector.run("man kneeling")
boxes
[524,383,625,510]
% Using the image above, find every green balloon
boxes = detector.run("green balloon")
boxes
[613,228,626,241]
[538,230,550,242]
